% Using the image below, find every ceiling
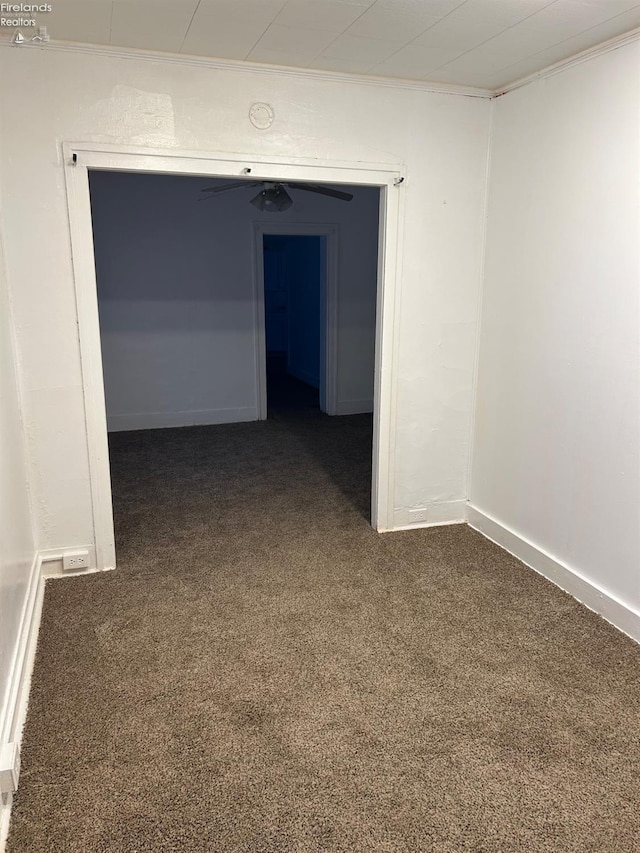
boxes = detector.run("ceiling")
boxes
[8,0,640,90]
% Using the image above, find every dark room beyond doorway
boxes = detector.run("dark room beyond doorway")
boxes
[263,234,326,418]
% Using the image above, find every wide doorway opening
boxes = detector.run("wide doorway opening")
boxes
[65,146,403,569]
[85,166,384,568]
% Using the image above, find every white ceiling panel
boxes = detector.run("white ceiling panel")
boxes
[370,43,462,77]
[180,14,270,58]
[45,1,112,45]
[306,53,379,71]
[252,24,339,53]
[558,0,640,16]
[519,2,627,38]
[12,1,640,92]
[246,46,316,66]
[111,0,198,31]
[344,4,442,40]
[413,16,513,50]
[196,0,288,21]
[273,0,371,32]
[431,3,640,88]
[428,0,557,31]
[110,1,197,54]
[374,0,465,12]
[572,5,640,41]
[484,9,640,87]
[320,32,405,62]
[424,66,498,86]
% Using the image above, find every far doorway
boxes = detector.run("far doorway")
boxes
[263,233,326,417]
[255,222,341,422]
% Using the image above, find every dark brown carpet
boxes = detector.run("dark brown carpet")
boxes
[8,415,640,852]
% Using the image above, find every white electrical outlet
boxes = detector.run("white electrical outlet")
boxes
[409,507,429,523]
[0,742,20,794]
[62,550,90,571]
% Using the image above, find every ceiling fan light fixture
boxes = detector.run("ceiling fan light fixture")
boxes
[250,184,293,213]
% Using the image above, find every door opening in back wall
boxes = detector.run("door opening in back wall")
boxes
[263,234,326,418]
[87,169,382,554]
[68,149,401,571]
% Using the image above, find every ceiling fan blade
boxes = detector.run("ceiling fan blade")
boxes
[286,183,354,201]
[200,181,260,195]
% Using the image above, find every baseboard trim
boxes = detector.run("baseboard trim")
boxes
[392,500,467,530]
[39,545,101,578]
[0,553,45,851]
[0,554,43,748]
[467,504,640,644]
[107,407,259,432]
[334,399,374,416]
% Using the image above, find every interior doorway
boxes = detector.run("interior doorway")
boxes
[64,144,405,569]
[263,234,324,417]
[254,223,340,420]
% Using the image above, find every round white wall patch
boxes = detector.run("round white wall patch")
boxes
[249,102,274,130]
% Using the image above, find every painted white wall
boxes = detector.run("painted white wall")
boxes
[89,172,376,430]
[471,44,640,614]
[0,211,36,745]
[0,45,490,551]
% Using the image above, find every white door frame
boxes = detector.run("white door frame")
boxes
[63,141,405,569]
[252,222,339,418]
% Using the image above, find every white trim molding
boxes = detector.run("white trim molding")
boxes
[0,555,43,754]
[467,505,640,645]
[0,554,45,851]
[0,38,492,99]
[3,25,639,102]
[63,143,405,542]
[392,500,467,530]
[107,407,258,432]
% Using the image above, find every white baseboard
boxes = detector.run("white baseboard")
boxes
[39,545,99,578]
[0,554,44,748]
[392,500,467,530]
[107,406,259,432]
[0,553,45,852]
[467,504,640,644]
[334,399,374,416]
[0,783,12,850]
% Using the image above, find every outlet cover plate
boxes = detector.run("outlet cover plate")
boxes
[409,508,429,523]
[62,550,90,571]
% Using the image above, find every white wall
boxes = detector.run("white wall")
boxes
[0,45,491,550]
[89,171,378,430]
[0,210,36,745]
[471,44,640,624]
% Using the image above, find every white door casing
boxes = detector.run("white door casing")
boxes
[63,142,406,568]
[253,223,338,418]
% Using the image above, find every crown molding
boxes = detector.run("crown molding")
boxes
[0,37,492,99]
[2,22,638,101]
[492,24,640,97]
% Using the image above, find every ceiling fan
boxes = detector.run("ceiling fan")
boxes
[200,180,353,212]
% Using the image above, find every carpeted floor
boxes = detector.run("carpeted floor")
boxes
[7,414,640,852]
